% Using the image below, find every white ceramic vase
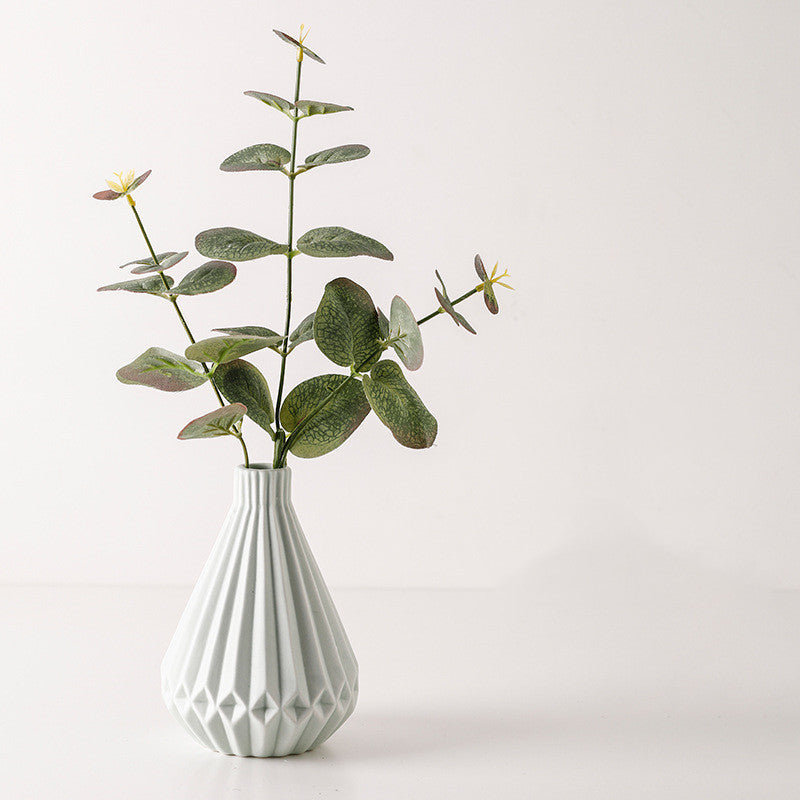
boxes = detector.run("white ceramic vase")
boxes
[161,464,359,757]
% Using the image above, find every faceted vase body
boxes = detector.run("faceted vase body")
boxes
[161,465,358,757]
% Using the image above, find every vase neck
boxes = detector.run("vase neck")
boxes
[233,465,292,507]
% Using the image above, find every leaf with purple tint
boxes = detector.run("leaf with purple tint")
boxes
[272,29,326,64]
[177,403,246,440]
[97,274,174,295]
[185,335,278,365]
[434,271,476,334]
[168,261,237,295]
[93,189,122,200]
[116,347,207,392]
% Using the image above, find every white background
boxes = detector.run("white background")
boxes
[0,0,798,592]
[2,2,799,797]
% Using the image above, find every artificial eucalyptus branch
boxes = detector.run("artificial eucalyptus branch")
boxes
[94,26,513,470]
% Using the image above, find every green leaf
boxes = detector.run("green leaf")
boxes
[435,270,476,334]
[169,261,237,296]
[195,227,288,261]
[185,335,278,365]
[362,360,437,449]
[116,347,207,392]
[130,251,188,275]
[297,227,393,260]
[177,403,246,440]
[289,312,315,346]
[314,277,382,369]
[272,29,326,64]
[244,90,295,118]
[213,325,283,341]
[389,295,424,371]
[303,144,370,168]
[215,359,274,431]
[296,100,353,118]
[282,375,370,458]
[98,274,174,295]
[378,307,390,339]
[119,252,177,269]
[474,254,498,314]
[220,143,291,172]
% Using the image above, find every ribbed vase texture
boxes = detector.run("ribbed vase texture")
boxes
[161,465,358,757]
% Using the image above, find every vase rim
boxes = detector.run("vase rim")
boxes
[236,463,291,473]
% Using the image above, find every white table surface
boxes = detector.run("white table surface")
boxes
[2,536,798,799]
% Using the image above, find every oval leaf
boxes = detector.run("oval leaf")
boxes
[195,227,288,261]
[296,100,352,118]
[98,274,174,295]
[389,295,424,371]
[244,90,295,118]
[116,347,207,392]
[297,227,393,261]
[289,312,315,347]
[169,261,237,296]
[272,29,326,64]
[130,250,189,274]
[220,143,291,172]
[118,251,177,270]
[213,325,283,341]
[314,277,381,369]
[282,375,370,458]
[185,335,278,365]
[178,403,246,440]
[304,144,370,168]
[215,359,274,431]
[362,360,437,449]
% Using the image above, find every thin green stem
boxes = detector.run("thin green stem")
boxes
[417,286,480,326]
[128,205,230,412]
[277,283,486,465]
[273,57,303,464]
[234,431,250,468]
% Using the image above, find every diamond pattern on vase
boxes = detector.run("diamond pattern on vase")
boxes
[161,466,358,757]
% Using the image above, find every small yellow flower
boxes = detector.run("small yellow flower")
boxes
[93,169,151,205]
[474,255,513,315]
[105,170,136,194]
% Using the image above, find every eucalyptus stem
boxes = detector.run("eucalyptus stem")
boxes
[417,286,480,326]
[128,205,231,413]
[276,283,485,465]
[273,58,304,450]
[234,431,250,468]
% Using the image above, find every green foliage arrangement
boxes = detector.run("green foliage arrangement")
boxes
[95,27,513,469]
